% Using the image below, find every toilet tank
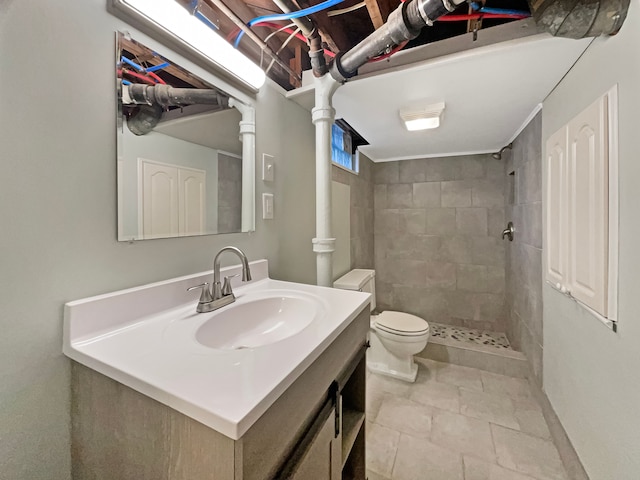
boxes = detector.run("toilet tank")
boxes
[333,269,376,311]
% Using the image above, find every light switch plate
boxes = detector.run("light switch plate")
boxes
[262,193,274,220]
[262,154,275,182]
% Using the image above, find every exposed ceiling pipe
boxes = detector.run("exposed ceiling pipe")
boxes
[272,0,329,77]
[527,0,629,38]
[207,0,302,83]
[123,83,230,108]
[122,83,230,136]
[330,0,467,81]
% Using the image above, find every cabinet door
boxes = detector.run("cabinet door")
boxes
[546,126,568,286]
[567,95,609,315]
[290,409,340,480]
[280,405,341,480]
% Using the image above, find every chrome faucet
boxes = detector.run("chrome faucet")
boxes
[187,246,252,313]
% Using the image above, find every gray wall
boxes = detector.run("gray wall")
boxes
[120,127,220,237]
[372,156,506,331]
[504,112,543,385]
[332,153,375,270]
[0,1,317,478]
[217,153,242,234]
[541,2,640,478]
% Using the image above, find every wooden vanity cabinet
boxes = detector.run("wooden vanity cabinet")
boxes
[71,306,369,480]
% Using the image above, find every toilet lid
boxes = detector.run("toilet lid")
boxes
[374,311,429,336]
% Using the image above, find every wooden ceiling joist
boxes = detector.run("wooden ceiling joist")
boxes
[120,37,212,89]
[364,0,384,29]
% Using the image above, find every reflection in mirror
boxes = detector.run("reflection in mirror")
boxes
[116,33,255,241]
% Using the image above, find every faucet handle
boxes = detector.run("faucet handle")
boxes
[222,275,239,296]
[187,282,214,304]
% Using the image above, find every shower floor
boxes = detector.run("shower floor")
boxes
[430,323,511,350]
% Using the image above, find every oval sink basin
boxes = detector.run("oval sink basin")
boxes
[195,294,320,350]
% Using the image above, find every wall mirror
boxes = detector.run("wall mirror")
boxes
[116,33,255,241]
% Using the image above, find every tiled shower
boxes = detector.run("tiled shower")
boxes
[372,155,507,332]
[338,113,544,375]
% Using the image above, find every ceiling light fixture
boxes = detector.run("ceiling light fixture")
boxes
[109,0,266,91]
[400,102,446,131]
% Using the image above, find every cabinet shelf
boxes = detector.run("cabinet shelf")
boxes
[341,408,365,469]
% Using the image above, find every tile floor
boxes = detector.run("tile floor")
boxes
[366,359,567,480]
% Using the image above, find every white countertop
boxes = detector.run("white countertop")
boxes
[63,260,370,440]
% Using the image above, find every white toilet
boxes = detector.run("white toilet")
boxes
[334,269,430,382]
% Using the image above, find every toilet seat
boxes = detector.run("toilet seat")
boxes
[374,311,429,337]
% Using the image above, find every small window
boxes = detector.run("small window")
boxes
[331,124,358,173]
[331,119,368,175]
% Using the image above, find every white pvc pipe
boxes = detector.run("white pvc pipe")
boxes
[229,98,256,232]
[312,74,340,287]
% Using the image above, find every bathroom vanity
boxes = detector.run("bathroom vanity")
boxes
[64,260,370,479]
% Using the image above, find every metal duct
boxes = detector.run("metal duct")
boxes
[127,103,163,136]
[528,0,629,38]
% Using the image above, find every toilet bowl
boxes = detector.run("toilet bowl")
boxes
[333,269,430,383]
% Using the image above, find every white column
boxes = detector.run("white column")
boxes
[312,74,340,287]
[229,98,256,232]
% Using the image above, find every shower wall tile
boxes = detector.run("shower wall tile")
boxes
[425,157,459,181]
[487,207,506,238]
[373,154,507,332]
[387,184,413,208]
[504,111,544,387]
[518,202,543,249]
[441,181,473,207]
[383,234,441,260]
[426,208,457,235]
[456,208,488,236]
[374,184,387,209]
[471,237,506,267]
[457,265,505,294]
[439,235,473,264]
[413,182,441,208]
[399,209,428,235]
[457,157,486,179]
[374,161,399,184]
[472,180,505,208]
[425,262,457,290]
[399,159,429,183]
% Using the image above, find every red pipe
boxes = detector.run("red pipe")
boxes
[225,13,525,69]
[437,13,528,21]
[368,13,525,62]
[146,71,167,85]
[118,69,158,85]
[369,41,409,62]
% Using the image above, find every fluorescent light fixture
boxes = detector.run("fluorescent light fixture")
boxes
[113,0,266,90]
[400,102,445,131]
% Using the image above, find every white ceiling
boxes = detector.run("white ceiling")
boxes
[155,108,242,155]
[330,34,591,162]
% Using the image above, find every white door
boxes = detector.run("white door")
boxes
[567,95,609,315]
[546,127,568,287]
[141,160,179,239]
[178,168,206,236]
